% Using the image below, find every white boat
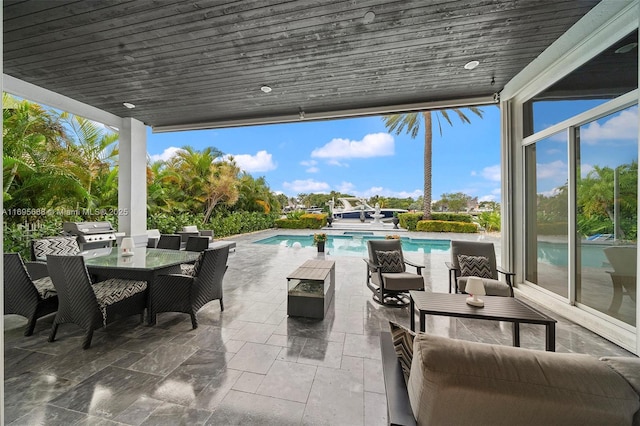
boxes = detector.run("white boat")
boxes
[329,197,407,221]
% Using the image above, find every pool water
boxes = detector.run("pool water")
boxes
[254,234,450,257]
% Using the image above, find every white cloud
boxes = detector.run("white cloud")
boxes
[337,182,356,194]
[311,133,394,159]
[580,163,594,178]
[300,160,317,167]
[224,150,276,173]
[470,171,477,176]
[581,107,638,144]
[149,146,183,162]
[481,164,501,182]
[537,160,566,180]
[353,186,423,199]
[539,187,562,197]
[328,159,349,167]
[306,166,319,173]
[283,179,330,193]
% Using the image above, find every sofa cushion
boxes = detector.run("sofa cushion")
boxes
[407,333,640,426]
[601,356,640,426]
[389,321,415,383]
[457,254,492,278]
[376,250,405,273]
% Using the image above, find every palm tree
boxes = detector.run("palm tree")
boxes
[60,113,119,208]
[382,108,483,219]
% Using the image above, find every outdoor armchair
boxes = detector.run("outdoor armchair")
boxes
[364,239,425,306]
[46,255,147,349]
[176,225,214,245]
[151,245,230,328]
[4,253,58,336]
[447,240,514,297]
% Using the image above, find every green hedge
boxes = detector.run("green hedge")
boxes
[399,213,423,231]
[537,222,568,235]
[431,212,473,223]
[275,213,326,230]
[416,220,478,233]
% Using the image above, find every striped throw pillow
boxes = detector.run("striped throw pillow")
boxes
[376,249,404,273]
[457,254,492,278]
[389,321,416,383]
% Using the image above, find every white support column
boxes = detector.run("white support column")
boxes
[118,118,148,247]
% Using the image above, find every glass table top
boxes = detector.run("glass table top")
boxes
[83,247,200,270]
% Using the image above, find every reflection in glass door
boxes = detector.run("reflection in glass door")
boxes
[576,106,638,326]
[525,135,569,298]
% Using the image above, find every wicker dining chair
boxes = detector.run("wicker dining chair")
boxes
[46,255,148,349]
[4,253,58,336]
[151,245,230,328]
[156,234,182,250]
[180,236,211,275]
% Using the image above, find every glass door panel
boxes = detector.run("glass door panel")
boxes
[576,106,638,326]
[525,135,569,298]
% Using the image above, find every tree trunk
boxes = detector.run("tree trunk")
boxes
[423,111,432,220]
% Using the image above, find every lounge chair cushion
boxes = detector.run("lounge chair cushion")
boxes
[92,278,147,326]
[376,249,405,273]
[457,254,492,279]
[389,321,415,383]
[407,333,640,426]
[32,276,57,299]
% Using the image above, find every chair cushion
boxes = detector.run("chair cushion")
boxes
[32,237,80,261]
[389,321,415,383]
[457,277,511,297]
[32,276,57,300]
[93,278,147,326]
[407,333,640,425]
[180,264,196,276]
[381,272,424,291]
[183,225,199,233]
[376,250,405,273]
[457,254,492,278]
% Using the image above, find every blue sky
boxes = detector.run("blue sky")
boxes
[147,106,503,202]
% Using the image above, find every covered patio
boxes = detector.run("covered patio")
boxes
[4,229,633,424]
[3,0,640,423]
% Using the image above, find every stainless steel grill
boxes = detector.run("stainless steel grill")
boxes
[62,221,116,251]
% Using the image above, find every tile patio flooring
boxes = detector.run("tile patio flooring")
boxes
[3,229,634,425]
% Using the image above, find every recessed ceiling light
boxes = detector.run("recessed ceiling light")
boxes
[123,102,136,109]
[260,85,272,93]
[464,60,480,70]
[363,11,376,24]
[615,42,638,54]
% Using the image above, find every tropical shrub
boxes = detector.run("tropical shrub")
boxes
[275,213,326,230]
[416,220,478,233]
[399,212,422,231]
[476,211,501,232]
[431,212,473,223]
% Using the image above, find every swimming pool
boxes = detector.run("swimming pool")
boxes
[253,234,451,257]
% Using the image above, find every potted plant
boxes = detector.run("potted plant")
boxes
[313,233,327,252]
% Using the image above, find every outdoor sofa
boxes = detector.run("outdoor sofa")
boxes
[381,326,640,425]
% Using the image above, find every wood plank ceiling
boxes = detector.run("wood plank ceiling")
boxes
[3,0,601,131]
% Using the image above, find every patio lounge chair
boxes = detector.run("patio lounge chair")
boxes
[447,240,514,297]
[364,239,425,306]
[46,255,147,349]
[4,253,58,336]
[151,245,230,328]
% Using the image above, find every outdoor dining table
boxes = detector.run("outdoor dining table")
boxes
[83,247,200,325]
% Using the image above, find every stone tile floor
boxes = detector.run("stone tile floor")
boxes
[3,229,634,425]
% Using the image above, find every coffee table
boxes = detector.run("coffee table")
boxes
[409,291,557,351]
